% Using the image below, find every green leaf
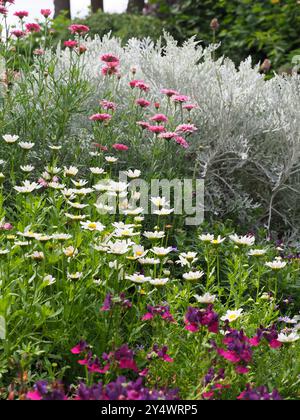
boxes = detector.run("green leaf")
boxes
[0,316,6,340]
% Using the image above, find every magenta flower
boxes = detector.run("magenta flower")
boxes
[136,121,150,130]
[69,24,90,35]
[176,124,198,134]
[129,80,150,92]
[174,136,189,149]
[114,345,138,372]
[148,344,174,363]
[101,53,120,65]
[89,113,112,122]
[161,88,179,97]
[150,114,168,123]
[100,100,117,111]
[172,95,190,103]
[11,29,25,39]
[214,329,253,373]
[185,305,219,333]
[249,325,282,349]
[238,385,282,400]
[136,98,151,108]
[64,40,78,49]
[158,132,177,140]
[112,143,129,151]
[40,9,52,18]
[147,125,166,134]
[101,65,119,77]
[0,6,8,15]
[183,104,198,111]
[14,10,29,19]
[141,304,176,323]
[25,23,41,33]
[71,340,89,355]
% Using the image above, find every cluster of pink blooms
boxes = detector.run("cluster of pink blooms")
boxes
[141,304,176,323]
[101,53,120,76]
[72,341,139,374]
[26,378,179,400]
[0,0,14,15]
[184,305,219,333]
[68,24,90,35]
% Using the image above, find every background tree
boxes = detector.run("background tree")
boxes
[54,0,71,19]
[127,0,145,13]
[91,0,104,13]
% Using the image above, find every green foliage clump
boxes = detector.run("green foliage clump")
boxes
[150,0,300,70]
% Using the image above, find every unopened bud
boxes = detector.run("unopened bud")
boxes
[210,18,219,31]
[260,58,271,73]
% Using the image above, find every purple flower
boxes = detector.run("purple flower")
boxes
[184,305,219,333]
[238,384,282,400]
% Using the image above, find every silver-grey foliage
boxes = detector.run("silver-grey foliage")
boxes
[11,34,300,234]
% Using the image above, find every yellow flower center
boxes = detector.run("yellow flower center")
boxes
[88,223,97,229]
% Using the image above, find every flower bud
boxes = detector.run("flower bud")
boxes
[210,18,219,31]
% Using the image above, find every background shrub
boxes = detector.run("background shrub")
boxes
[52,10,164,44]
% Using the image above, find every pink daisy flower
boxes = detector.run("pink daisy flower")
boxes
[150,113,168,123]
[89,113,112,122]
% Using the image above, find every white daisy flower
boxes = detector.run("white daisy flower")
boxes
[221,309,243,323]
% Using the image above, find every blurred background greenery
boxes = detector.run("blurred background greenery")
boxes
[52,0,300,72]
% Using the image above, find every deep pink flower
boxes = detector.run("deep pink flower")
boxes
[158,132,177,140]
[183,103,198,111]
[11,29,25,39]
[150,114,168,123]
[147,125,166,134]
[161,88,179,97]
[25,23,41,33]
[172,95,190,103]
[101,65,119,77]
[100,100,117,111]
[101,53,120,65]
[129,79,150,92]
[112,143,129,151]
[71,340,88,355]
[64,40,78,49]
[0,6,8,15]
[89,113,112,122]
[136,98,151,108]
[14,10,29,19]
[136,121,150,129]
[26,390,42,400]
[154,102,160,109]
[69,24,89,35]
[185,306,219,333]
[174,136,189,149]
[41,9,51,18]
[142,305,176,323]
[176,124,198,134]
[236,365,249,374]
[148,345,174,363]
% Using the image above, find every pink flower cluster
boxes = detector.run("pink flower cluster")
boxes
[68,24,90,35]
[101,54,120,77]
